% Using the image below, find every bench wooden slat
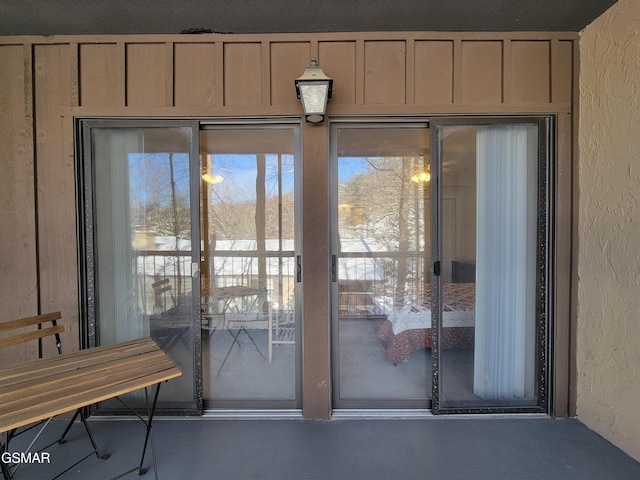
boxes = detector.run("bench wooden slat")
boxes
[0,349,169,401]
[0,337,157,379]
[0,311,62,333]
[0,355,175,411]
[0,349,163,395]
[154,286,172,295]
[0,325,65,349]
[6,339,158,373]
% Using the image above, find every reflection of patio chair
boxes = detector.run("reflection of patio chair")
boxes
[338,290,375,317]
[201,286,268,374]
[268,306,295,363]
[149,279,190,351]
[151,278,174,313]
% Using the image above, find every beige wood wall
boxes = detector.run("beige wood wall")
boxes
[0,31,577,418]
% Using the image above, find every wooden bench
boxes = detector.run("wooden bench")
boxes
[0,333,181,479]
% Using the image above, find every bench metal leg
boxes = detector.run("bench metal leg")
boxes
[54,408,108,461]
[110,382,163,480]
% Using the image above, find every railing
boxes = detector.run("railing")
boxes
[134,250,297,316]
[133,249,432,318]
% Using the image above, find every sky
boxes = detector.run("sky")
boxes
[128,151,372,208]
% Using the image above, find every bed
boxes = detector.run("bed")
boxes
[376,283,475,364]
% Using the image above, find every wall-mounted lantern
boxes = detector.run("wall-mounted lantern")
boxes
[295,58,333,123]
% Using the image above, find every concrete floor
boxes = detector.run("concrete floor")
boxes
[5,416,640,480]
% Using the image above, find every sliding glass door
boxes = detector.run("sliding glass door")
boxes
[200,125,302,410]
[431,118,549,412]
[330,118,550,413]
[331,123,432,409]
[79,120,202,413]
[79,120,302,414]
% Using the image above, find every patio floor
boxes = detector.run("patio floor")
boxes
[6,415,640,480]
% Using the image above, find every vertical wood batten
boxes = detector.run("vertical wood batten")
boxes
[262,41,270,107]
[453,39,463,104]
[406,39,415,105]
[120,42,127,106]
[33,44,78,356]
[165,42,174,107]
[355,39,365,105]
[568,38,579,418]
[503,39,512,104]
[69,43,79,107]
[214,42,224,107]
[555,110,573,418]
[23,44,34,140]
[0,44,39,364]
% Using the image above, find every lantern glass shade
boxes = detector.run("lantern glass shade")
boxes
[297,82,330,122]
[295,59,333,123]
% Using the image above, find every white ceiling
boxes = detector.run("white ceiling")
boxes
[0,0,618,36]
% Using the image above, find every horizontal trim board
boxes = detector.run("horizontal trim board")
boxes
[0,31,579,46]
[61,103,572,118]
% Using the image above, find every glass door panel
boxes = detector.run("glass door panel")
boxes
[81,121,201,413]
[331,124,432,409]
[200,126,301,409]
[432,119,547,412]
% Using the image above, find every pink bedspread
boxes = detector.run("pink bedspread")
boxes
[376,283,475,364]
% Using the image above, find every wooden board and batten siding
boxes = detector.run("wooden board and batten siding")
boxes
[0,33,575,115]
[0,31,577,417]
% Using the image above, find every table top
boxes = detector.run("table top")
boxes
[0,337,182,433]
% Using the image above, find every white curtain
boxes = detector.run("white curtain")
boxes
[473,124,538,400]
[94,129,145,343]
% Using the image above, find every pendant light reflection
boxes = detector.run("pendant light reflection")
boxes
[410,170,431,183]
[202,172,224,184]
[202,153,223,184]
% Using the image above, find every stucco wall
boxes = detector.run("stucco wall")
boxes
[578,0,640,461]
